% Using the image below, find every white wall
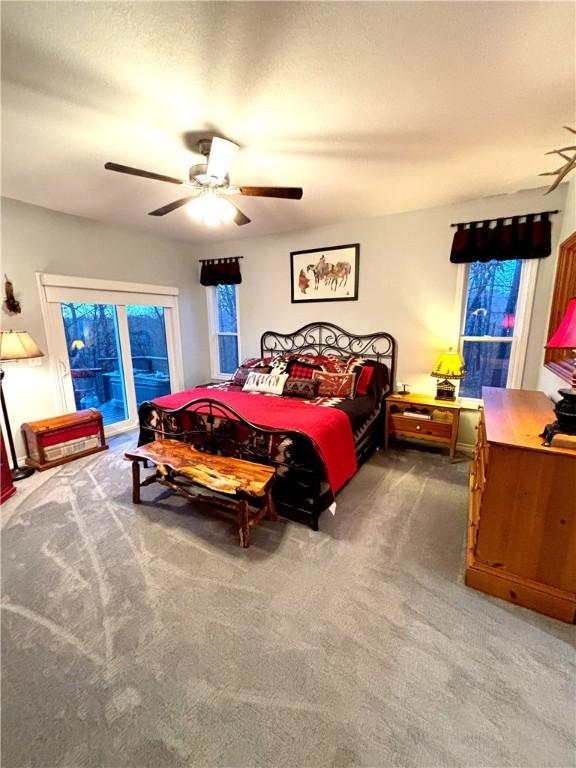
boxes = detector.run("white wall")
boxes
[537,175,575,398]
[2,181,569,460]
[199,184,568,446]
[1,197,210,457]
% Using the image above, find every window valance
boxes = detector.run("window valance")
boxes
[200,257,242,286]
[450,212,553,264]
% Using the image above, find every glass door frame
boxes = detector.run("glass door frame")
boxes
[37,273,184,437]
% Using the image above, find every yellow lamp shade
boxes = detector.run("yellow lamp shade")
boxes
[70,339,85,351]
[431,349,465,380]
[0,331,44,361]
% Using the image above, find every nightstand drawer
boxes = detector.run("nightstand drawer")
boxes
[389,415,452,438]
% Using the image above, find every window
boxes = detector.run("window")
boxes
[208,284,240,378]
[458,258,537,399]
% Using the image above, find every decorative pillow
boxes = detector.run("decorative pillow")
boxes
[287,359,322,380]
[242,371,289,395]
[355,365,374,397]
[283,378,319,399]
[325,355,366,374]
[287,354,333,371]
[312,370,357,399]
[288,353,365,375]
[232,365,271,387]
[269,357,289,374]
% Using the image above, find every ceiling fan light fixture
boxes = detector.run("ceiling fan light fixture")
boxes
[186,193,236,226]
[206,137,240,182]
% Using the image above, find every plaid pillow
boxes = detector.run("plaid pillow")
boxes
[287,360,321,380]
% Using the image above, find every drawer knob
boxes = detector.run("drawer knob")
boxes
[416,425,421,431]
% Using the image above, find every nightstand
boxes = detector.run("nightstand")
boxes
[384,393,461,461]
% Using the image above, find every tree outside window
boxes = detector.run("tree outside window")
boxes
[460,260,523,399]
[213,285,239,375]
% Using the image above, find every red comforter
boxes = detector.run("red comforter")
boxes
[152,387,357,493]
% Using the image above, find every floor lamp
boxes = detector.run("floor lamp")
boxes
[0,330,44,480]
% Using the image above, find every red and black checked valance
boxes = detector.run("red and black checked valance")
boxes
[450,213,552,264]
[200,257,242,286]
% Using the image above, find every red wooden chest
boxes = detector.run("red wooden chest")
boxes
[22,409,108,471]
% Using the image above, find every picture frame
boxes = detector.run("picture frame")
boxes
[290,243,360,303]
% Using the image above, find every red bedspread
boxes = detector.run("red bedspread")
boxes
[152,387,358,493]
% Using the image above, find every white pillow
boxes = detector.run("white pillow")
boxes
[242,371,289,395]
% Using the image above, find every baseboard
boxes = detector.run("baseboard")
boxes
[456,442,474,455]
[466,562,576,624]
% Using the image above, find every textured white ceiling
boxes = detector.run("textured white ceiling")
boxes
[1,1,574,243]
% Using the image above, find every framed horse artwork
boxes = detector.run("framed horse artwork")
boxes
[290,243,360,303]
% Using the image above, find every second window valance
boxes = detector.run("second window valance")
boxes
[450,213,552,264]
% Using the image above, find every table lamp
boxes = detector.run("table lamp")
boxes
[541,296,576,446]
[0,330,44,480]
[431,348,465,401]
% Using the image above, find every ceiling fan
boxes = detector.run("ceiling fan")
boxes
[105,137,303,226]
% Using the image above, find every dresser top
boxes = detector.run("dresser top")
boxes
[482,387,575,457]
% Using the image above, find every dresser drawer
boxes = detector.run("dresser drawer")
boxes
[389,415,452,438]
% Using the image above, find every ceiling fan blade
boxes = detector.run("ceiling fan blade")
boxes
[105,162,185,186]
[225,199,251,226]
[148,197,195,216]
[206,138,239,181]
[239,186,303,200]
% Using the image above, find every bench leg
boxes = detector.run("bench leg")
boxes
[132,461,141,504]
[264,486,278,521]
[238,498,250,548]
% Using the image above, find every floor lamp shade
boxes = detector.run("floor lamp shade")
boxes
[0,331,44,361]
[0,331,44,481]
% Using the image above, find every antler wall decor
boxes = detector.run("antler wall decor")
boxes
[3,275,21,315]
[540,126,576,194]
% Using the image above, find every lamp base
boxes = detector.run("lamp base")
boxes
[541,387,576,446]
[11,465,35,482]
[435,379,456,401]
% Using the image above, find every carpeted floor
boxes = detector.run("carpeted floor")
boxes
[1,433,575,768]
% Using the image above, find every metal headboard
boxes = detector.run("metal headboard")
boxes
[260,321,396,390]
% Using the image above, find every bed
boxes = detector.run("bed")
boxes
[137,322,396,529]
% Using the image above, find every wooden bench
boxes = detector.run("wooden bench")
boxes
[125,439,277,547]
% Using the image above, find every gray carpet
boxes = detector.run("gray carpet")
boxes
[1,433,575,768]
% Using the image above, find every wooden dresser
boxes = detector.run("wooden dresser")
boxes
[467,387,576,623]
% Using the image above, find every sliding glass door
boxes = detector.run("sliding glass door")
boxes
[126,305,172,408]
[39,274,183,435]
[61,302,129,426]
